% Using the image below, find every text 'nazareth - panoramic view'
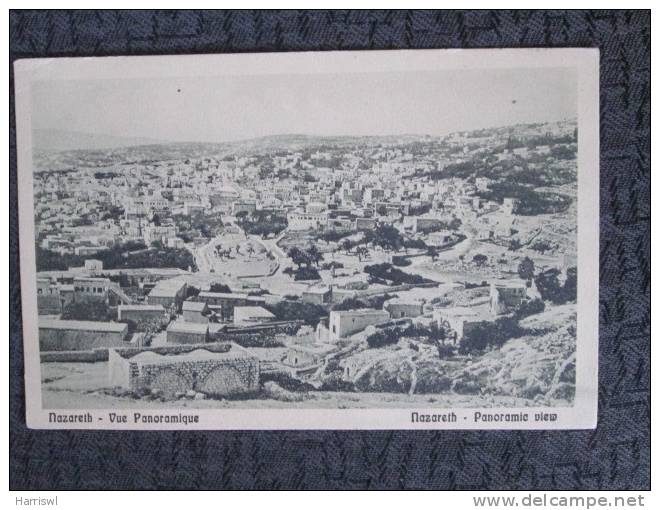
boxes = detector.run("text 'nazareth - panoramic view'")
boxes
[32,69,578,410]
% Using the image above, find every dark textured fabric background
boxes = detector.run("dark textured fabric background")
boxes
[9,10,650,490]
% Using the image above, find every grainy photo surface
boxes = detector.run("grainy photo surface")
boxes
[15,49,599,429]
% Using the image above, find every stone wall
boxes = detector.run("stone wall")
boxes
[37,294,62,315]
[133,357,259,396]
[39,326,128,351]
[109,345,260,397]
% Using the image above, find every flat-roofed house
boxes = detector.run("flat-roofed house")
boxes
[182,300,209,324]
[302,285,331,305]
[73,277,110,303]
[433,306,493,344]
[166,320,209,345]
[39,318,129,351]
[284,343,335,369]
[489,279,527,315]
[197,292,265,321]
[36,277,62,315]
[328,309,390,342]
[384,298,424,319]
[233,306,275,327]
[147,279,187,312]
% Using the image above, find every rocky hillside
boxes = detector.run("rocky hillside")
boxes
[328,304,576,406]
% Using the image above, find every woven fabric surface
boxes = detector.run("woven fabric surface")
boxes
[9,10,650,490]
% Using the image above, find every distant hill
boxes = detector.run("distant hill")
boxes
[32,129,169,152]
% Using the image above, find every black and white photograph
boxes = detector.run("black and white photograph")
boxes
[15,48,599,429]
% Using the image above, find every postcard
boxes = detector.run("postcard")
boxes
[14,48,599,429]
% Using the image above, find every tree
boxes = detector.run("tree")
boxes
[209,283,231,293]
[264,301,326,326]
[509,238,522,251]
[517,257,535,281]
[332,297,368,311]
[288,247,309,268]
[186,286,201,298]
[515,297,545,319]
[339,238,357,254]
[366,224,404,251]
[562,267,577,302]
[365,328,400,348]
[427,322,450,356]
[61,301,113,322]
[307,245,323,267]
[472,254,488,267]
[531,240,553,254]
[355,245,369,262]
[534,268,563,303]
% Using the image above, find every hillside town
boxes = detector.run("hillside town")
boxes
[34,119,578,409]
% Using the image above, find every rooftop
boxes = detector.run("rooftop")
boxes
[73,277,109,283]
[434,304,492,321]
[125,347,252,365]
[490,279,527,289]
[234,306,275,318]
[166,320,209,335]
[149,278,187,297]
[198,291,264,302]
[39,318,128,333]
[303,286,330,295]
[330,308,390,317]
[118,304,165,312]
[182,300,208,312]
[385,297,424,306]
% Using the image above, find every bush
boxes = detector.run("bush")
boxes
[186,286,200,298]
[209,283,231,293]
[515,298,545,319]
[61,301,114,322]
[260,372,315,392]
[534,268,563,303]
[319,230,352,243]
[321,261,344,270]
[332,297,368,311]
[414,370,453,393]
[292,266,321,281]
[402,238,427,250]
[363,263,433,285]
[219,333,285,348]
[531,240,554,254]
[366,328,400,348]
[517,257,535,281]
[237,209,287,237]
[264,301,327,326]
[320,374,355,392]
[392,256,411,267]
[452,378,481,395]
[472,254,488,266]
[459,317,521,354]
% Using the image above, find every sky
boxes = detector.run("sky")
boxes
[31,67,577,144]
